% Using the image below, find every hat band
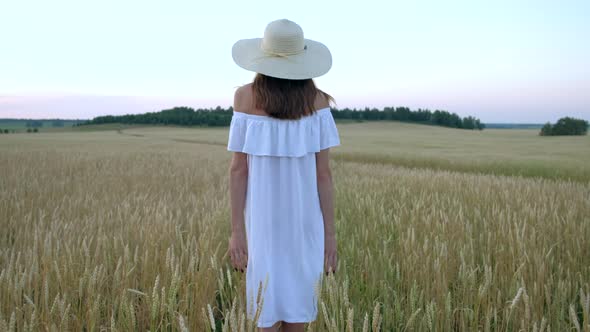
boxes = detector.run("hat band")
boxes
[261,44,307,57]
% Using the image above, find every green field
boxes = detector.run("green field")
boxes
[1,122,588,331]
[60,121,590,182]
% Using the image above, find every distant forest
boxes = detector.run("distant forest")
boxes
[0,118,83,128]
[484,123,543,129]
[80,106,485,130]
[539,117,588,136]
[0,119,84,132]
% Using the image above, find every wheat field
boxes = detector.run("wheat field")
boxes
[1,122,589,331]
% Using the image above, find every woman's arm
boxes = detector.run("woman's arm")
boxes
[229,153,248,234]
[227,86,249,272]
[228,148,249,273]
[316,148,337,274]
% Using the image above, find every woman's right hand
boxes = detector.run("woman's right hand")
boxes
[228,231,248,273]
[324,233,337,275]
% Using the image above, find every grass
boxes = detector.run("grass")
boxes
[0,121,588,331]
[114,122,590,183]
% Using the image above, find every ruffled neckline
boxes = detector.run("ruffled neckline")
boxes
[227,106,340,157]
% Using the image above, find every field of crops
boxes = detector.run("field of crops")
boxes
[1,121,589,331]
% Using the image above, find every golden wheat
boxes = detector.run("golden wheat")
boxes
[0,125,588,331]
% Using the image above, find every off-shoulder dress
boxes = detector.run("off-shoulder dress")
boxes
[227,107,340,327]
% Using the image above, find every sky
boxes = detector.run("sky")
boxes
[0,0,589,123]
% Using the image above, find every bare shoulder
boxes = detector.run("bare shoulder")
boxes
[236,83,269,116]
[314,89,331,110]
[233,83,255,114]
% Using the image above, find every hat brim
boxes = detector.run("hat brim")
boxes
[232,38,332,80]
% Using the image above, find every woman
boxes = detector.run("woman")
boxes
[226,19,340,331]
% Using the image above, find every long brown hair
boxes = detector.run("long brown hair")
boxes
[252,73,335,120]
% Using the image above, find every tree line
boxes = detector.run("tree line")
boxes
[0,128,39,133]
[26,120,66,127]
[79,106,485,130]
[332,107,484,129]
[540,117,588,136]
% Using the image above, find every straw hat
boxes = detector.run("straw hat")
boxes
[232,19,332,80]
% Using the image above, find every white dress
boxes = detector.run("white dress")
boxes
[227,107,341,327]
